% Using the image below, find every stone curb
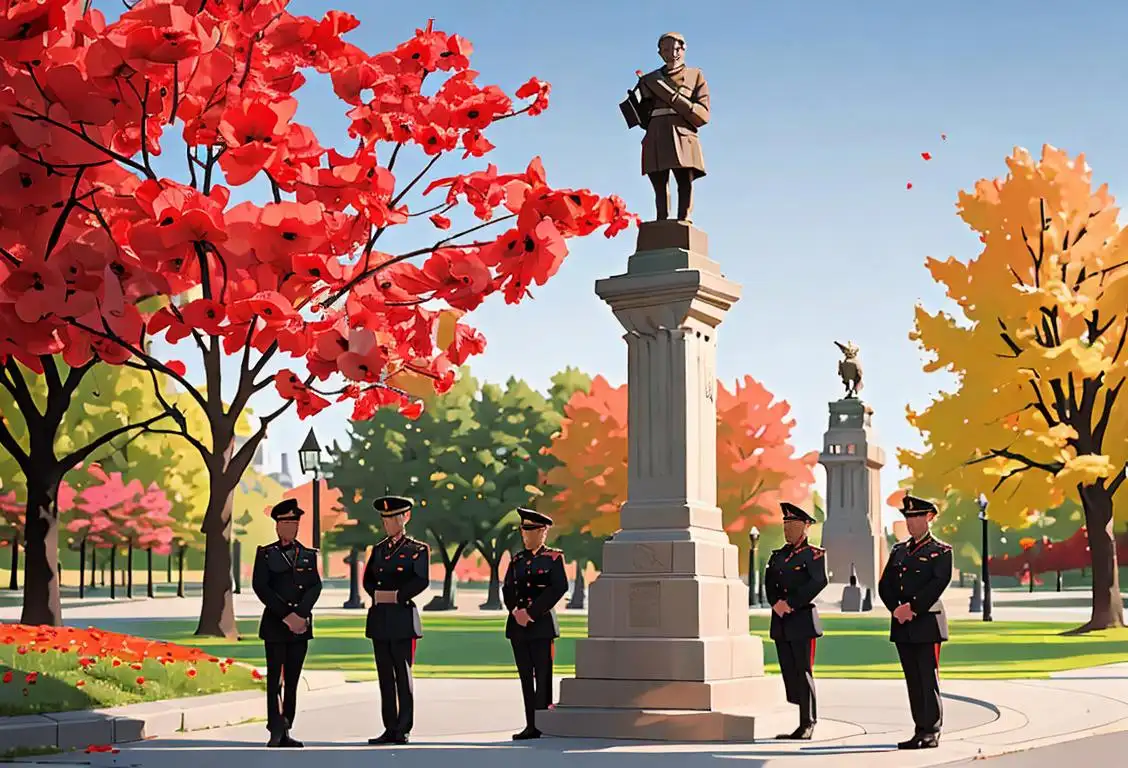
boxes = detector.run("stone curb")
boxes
[0,671,348,754]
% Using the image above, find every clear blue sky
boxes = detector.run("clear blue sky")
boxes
[170,1,1128,526]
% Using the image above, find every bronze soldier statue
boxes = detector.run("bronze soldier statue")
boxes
[878,494,954,750]
[502,508,569,740]
[362,495,430,745]
[252,499,322,748]
[765,502,829,740]
[620,32,710,222]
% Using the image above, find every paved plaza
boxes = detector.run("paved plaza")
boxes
[5,664,1128,767]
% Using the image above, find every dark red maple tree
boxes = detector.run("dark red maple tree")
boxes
[0,2,635,633]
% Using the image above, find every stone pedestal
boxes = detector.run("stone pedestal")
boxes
[817,398,886,605]
[537,221,784,742]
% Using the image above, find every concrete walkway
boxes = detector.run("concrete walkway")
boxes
[0,584,1108,625]
[7,663,1128,767]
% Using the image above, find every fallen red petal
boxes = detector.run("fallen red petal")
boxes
[906,182,913,190]
[921,152,932,161]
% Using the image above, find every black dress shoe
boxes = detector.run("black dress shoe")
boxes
[368,732,397,745]
[278,731,304,748]
[775,723,814,740]
[392,733,409,745]
[512,727,542,740]
[897,735,939,750]
[267,729,285,747]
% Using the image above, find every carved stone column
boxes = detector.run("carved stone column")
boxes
[537,221,783,742]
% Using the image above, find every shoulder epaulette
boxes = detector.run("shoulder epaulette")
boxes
[932,538,952,552]
[810,545,825,559]
[545,548,563,561]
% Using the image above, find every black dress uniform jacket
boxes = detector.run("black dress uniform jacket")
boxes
[878,534,953,643]
[502,546,569,639]
[253,541,322,642]
[765,540,829,641]
[363,535,430,640]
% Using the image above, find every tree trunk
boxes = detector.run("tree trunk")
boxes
[423,536,464,611]
[146,548,154,598]
[109,547,117,600]
[1068,484,1125,633]
[481,550,504,610]
[567,559,587,609]
[8,533,18,591]
[195,478,237,638]
[127,540,134,599]
[89,547,96,591]
[166,551,172,583]
[20,479,62,625]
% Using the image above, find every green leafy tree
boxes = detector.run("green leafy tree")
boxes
[0,362,180,620]
[454,378,562,609]
[326,370,481,610]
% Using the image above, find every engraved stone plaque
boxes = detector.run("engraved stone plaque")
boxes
[629,581,662,628]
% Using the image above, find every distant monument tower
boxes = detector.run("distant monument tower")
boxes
[818,342,886,608]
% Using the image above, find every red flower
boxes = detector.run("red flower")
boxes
[25,672,37,685]
[429,213,452,230]
[135,676,145,685]
[186,668,197,678]
[515,77,552,116]
[251,669,262,680]
[2,671,11,683]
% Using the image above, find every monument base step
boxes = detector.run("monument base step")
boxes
[558,675,784,711]
[536,705,766,742]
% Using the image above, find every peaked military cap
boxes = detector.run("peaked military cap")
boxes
[270,498,303,521]
[518,508,553,529]
[900,494,939,517]
[373,495,414,518]
[780,502,816,524]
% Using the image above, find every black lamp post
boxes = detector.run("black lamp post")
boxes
[978,493,993,622]
[747,527,761,607]
[299,428,323,551]
[78,536,87,599]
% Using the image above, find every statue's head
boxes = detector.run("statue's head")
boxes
[835,340,859,358]
[658,32,686,68]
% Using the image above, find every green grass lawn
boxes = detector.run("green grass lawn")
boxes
[95,614,1128,682]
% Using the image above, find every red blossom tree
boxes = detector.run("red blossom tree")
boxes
[0,3,634,632]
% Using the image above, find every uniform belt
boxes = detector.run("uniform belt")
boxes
[651,107,678,116]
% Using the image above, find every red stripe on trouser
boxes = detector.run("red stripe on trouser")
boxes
[934,642,941,676]
[809,638,817,668]
[411,638,417,663]
[550,641,555,661]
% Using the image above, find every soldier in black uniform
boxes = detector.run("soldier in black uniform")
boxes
[765,501,828,740]
[502,508,568,741]
[252,499,322,748]
[878,493,953,750]
[362,495,430,745]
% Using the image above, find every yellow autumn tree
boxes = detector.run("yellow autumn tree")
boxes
[901,145,1127,631]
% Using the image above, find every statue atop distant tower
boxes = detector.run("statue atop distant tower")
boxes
[819,341,885,609]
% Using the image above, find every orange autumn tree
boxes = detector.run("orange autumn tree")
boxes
[717,376,818,561]
[902,145,1128,631]
[544,375,816,570]
[542,376,627,540]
